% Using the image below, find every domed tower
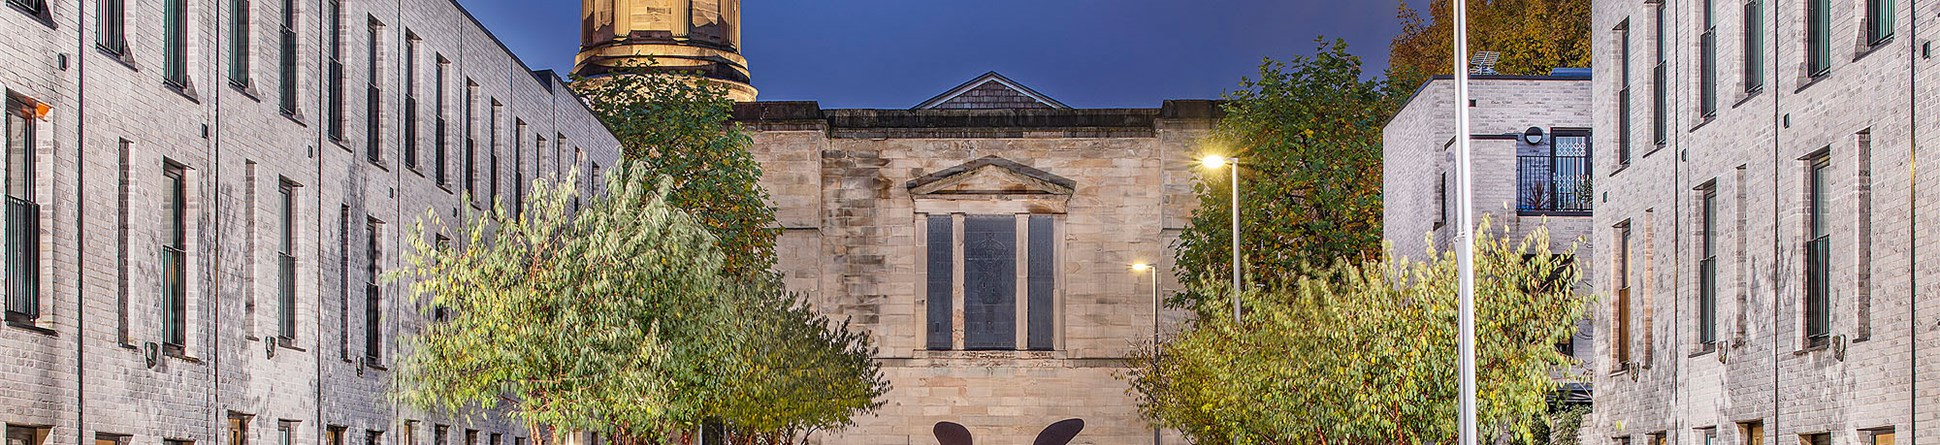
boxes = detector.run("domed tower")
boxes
[576,0,756,101]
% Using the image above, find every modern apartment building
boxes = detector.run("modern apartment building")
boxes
[1591,1,1935,445]
[0,3,618,445]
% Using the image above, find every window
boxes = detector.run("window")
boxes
[163,164,189,349]
[366,19,383,163]
[1652,4,1668,146]
[7,0,48,20]
[1805,154,1831,347]
[164,440,192,445]
[115,141,132,343]
[488,100,501,205]
[1700,0,1718,117]
[325,0,344,141]
[403,33,419,170]
[164,0,189,87]
[431,426,447,445]
[325,428,343,445]
[487,434,499,445]
[1435,171,1449,228]
[1615,221,1633,364]
[401,422,416,445]
[226,413,251,445]
[464,81,477,199]
[276,181,297,341]
[363,217,381,362]
[1618,21,1634,166]
[230,0,252,86]
[364,431,382,445]
[97,433,132,445]
[1698,184,1719,347]
[434,57,449,185]
[1800,433,1830,445]
[1867,0,1894,46]
[99,0,129,55]
[336,205,348,359]
[463,430,477,445]
[1743,0,1763,92]
[1700,428,1717,445]
[1740,422,1765,445]
[1518,129,1593,215]
[513,120,526,216]
[4,98,41,323]
[275,423,295,445]
[1864,428,1895,445]
[923,214,1059,351]
[5,425,49,445]
[277,0,298,113]
[1808,0,1832,76]
[1649,432,1667,445]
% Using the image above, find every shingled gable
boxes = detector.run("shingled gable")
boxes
[907,156,1077,196]
[913,72,1074,110]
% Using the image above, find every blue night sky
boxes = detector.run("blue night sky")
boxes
[459,1,1434,109]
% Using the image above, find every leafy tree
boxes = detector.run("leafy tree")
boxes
[575,72,779,278]
[709,278,891,445]
[1128,223,1592,445]
[1174,39,1393,304]
[1387,0,1593,90]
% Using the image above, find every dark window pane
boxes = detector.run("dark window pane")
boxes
[926,215,953,349]
[962,215,1015,350]
[1027,215,1055,350]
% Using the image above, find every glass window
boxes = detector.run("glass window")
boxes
[1805,154,1832,345]
[1868,0,1895,45]
[277,0,298,113]
[366,20,383,163]
[404,33,419,170]
[277,182,297,341]
[163,0,188,87]
[99,0,129,55]
[163,165,189,348]
[1701,0,1718,117]
[1699,185,1719,346]
[1615,222,1633,363]
[229,0,252,86]
[325,0,344,140]
[4,99,40,322]
[363,217,381,361]
[1808,0,1832,76]
[1743,0,1763,92]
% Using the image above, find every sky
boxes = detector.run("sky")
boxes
[459,0,1433,109]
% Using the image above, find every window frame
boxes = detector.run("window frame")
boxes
[162,164,190,350]
[1807,0,1832,77]
[1698,183,1719,347]
[1614,221,1633,365]
[229,0,253,87]
[276,180,298,342]
[276,0,298,114]
[1867,0,1895,46]
[163,0,190,88]
[1742,0,1763,92]
[366,18,384,163]
[1700,0,1718,118]
[98,0,130,55]
[1804,153,1832,347]
[4,99,41,323]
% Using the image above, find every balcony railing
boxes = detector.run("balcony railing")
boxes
[278,253,297,339]
[1517,155,1593,215]
[5,197,39,322]
[163,245,187,347]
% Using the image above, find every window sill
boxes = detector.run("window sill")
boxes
[1796,72,1832,94]
[165,79,202,104]
[1731,88,1764,110]
[1518,210,1592,217]
[230,79,262,103]
[1855,36,1895,63]
[1794,342,1830,355]
[1690,115,1715,133]
[1687,343,1716,358]
[1611,162,1631,177]
[280,108,306,126]
[164,347,202,364]
[1643,143,1668,159]
[6,320,57,336]
[97,45,140,71]
[10,4,55,28]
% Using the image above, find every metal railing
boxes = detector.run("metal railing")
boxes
[278,253,297,339]
[163,245,187,347]
[4,197,39,321]
[1517,155,1593,215]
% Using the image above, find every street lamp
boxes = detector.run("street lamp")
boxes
[1198,155,1241,324]
[1131,262,1161,445]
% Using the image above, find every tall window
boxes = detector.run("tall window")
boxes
[1618,22,1634,166]
[923,214,1058,351]
[365,20,383,162]
[1698,184,1719,346]
[363,217,381,362]
[1615,222,1633,364]
[277,0,298,113]
[1652,4,1668,146]
[403,33,420,170]
[99,0,129,55]
[7,0,47,19]
[1739,422,1765,445]
[464,81,477,199]
[1700,0,1718,117]
[1865,428,1896,445]
[513,120,526,216]
[276,423,295,445]
[229,0,252,86]
[163,0,189,87]
[326,427,344,445]
[433,57,449,185]
[163,165,189,349]
[226,414,251,445]
[488,100,500,206]
[4,99,40,323]
[1808,0,1832,76]
[276,181,297,341]
[432,426,447,445]
[336,205,348,359]
[1868,0,1895,46]
[1804,154,1831,346]
[1801,434,1830,445]
[1743,0,1763,92]
[325,0,344,141]
[1517,129,1594,214]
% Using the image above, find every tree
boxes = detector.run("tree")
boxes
[394,164,725,443]
[1173,39,1393,304]
[1387,0,1594,91]
[1128,223,1592,445]
[708,278,891,445]
[575,72,779,278]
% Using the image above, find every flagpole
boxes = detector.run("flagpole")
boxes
[1453,2,1480,445]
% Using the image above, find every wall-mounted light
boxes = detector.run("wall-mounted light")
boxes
[1522,127,1547,145]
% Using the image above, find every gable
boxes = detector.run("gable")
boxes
[907,156,1076,196]
[913,72,1072,110]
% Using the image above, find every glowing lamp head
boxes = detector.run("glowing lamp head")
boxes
[1200,155,1229,169]
[1131,263,1154,272]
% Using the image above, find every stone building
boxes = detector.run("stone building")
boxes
[1589,1,1936,445]
[1,4,617,445]
[574,0,754,101]
[734,72,1221,445]
[1381,71,1599,374]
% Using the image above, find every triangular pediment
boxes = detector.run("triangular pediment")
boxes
[907,156,1076,196]
[912,72,1072,110]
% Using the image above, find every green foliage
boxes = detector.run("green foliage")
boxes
[709,279,891,444]
[1387,0,1594,90]
[575,71,779,278]
[1174,39,1393,305]
[1129,224,1592,445]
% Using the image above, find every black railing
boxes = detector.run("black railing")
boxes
[278,253,297,339]
[4,197,39,321]
[1804,236,1831,346]
[1517,155,1593,215]
[364,283,381,361]
[163,245,187,347]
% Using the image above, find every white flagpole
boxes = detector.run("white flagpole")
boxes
[1453,1,1480,445]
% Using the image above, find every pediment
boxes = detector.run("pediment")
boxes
[906,156,1076,196]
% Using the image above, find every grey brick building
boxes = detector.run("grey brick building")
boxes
[0,3,618,445]
[1590,1,1936,445]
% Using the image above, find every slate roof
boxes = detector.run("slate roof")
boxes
[913,72,1072,110]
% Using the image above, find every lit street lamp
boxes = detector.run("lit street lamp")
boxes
[1131,262,1161,445]
[1198,155,1241,324]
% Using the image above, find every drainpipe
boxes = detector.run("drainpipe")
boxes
[70,0,91,441]
[1768,0,1783,441]
[1904,0,1919,440]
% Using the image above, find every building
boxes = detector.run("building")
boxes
[1589,1,1936,445]
[1381,70,1599,405]
[574,0,754,101]
[734,72,1220,444]
[2,4,618,445]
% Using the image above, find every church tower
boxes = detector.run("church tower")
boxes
[576,0,756,101]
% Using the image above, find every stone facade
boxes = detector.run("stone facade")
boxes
[0,4,618,445]
[1382,73,1600,369]
[1589,2,1936,445]
[575,0,755,101]
[735,92,1221,445]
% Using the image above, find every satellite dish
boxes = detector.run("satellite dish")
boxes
[1524,127,1547,145]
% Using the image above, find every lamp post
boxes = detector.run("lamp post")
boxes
[1452,3,1479,445]
[1131,263,1162,445]
[1199,155,1241,324]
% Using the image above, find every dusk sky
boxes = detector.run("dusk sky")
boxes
[459,1,1433,109]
